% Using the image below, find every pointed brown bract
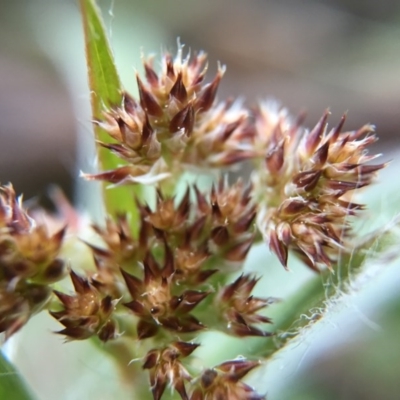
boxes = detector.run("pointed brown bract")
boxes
[81,165,157,185]
[169,102,195,135]
[190,359,265,400]
[50,270,118,341]
[194,67,224,112]
[170,72,188,103]
[216,274,275,337]
[137,75,164,117]
[253,104,385,269]
[143,342,199,400]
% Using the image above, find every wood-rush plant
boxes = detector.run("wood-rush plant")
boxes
[0,1,398,399]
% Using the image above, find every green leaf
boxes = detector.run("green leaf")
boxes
[0,351,35,400]
[79,0,140,217]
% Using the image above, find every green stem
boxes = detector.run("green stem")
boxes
[79,0,140,217]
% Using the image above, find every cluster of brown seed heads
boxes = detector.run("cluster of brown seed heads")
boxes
[0,48,384,400]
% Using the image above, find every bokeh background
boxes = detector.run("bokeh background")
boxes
[1,1,400,399]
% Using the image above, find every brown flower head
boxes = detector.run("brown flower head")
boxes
[0,184,66,283]
[0,185,66,338]
[0,282,51,339]
[83,47,253,186]
[253,104,385,269]
[143,341,199,400]
[143,187,191,233]
[122,246,208,339]
[216,274,275,337]
[190,359,265,400]
[50,270,118,341]
[149,209,214,288]
[194,179,256,265]
[84,213,154,299]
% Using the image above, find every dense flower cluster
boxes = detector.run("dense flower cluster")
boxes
[83,50,254,185]
[0,185,66,338]
[252,105,384,269]
[0,47,384,400]
[44,183,267,398]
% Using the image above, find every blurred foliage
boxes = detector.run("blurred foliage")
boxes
[0,352,35,400]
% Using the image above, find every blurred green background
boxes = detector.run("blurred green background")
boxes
[1,1,400,399]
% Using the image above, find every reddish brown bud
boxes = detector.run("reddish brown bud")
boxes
[269,229,288,268]
[293,170,322,192]
[211,226,229,246]
[276,221,292,246]
[305,109,329,155]
[218,119,244,142]
[124,299,147,317]
[70,270,91,294]
[81,165,148,184]
[170,72,188,103]
[311,141,329,167]
[98,320,117,342]
[217,359,260,379]
[144,62,159,86]
[137,319,159,339]
[173,341,200,357]
[170,290,209,314]
[194,68,224,112]
[165,54,175,78]
[137,75,163,117]
[120,268,143,298]
[43,258,66,282]
[123,91,138,114]
[159,315,205,333]
[327,112,346,144]
[266,139,285,173]
[142,114,154,144]
[194,185,210,215]
[169,103,195,135]
[278,198,307,216]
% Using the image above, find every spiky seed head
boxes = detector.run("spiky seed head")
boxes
[83,48,253,186]
[216,274,275,337]
[253,104,385,269]
[190,359,265,400]
[50,271,118,341]
[143,342,199,400]
[122,248,208,337]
